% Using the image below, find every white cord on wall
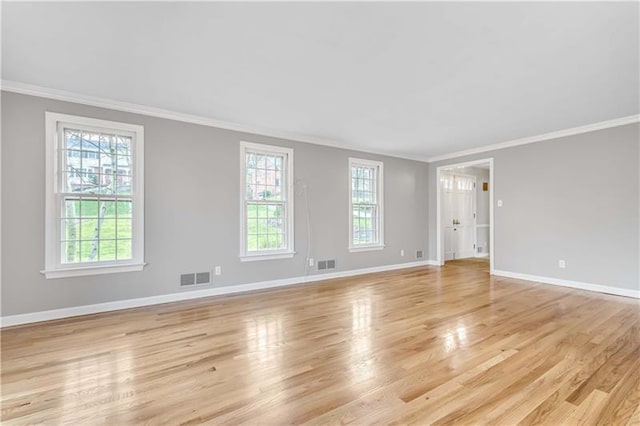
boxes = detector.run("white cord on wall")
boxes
[295,180,312,278]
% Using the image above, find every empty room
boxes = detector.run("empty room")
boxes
[1,1,639,424]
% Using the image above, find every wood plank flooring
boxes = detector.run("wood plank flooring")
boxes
[2,260,639,424]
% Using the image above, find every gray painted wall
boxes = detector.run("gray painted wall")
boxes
[428,123,640,290]
[2,91,638,317]
[1,92,429,316]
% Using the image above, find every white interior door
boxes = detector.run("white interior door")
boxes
[441,173,476,261]
[441,174,455,261]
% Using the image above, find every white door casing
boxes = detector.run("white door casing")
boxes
[436,158,494,273]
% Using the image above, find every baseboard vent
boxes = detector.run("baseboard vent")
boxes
[182,272,211,286]
[196,272,211,285]
[318,259,335,270]
[180,273,196,286]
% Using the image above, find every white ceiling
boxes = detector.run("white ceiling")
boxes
[2,2,638,160]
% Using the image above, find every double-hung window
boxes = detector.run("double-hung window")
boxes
[349,158,384,252]
[43,113,145,278]
[240,142,294,261]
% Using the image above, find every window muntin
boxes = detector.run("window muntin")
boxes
[60,129,134,263]
[44,113,144,278]
[240,142,294,260]
[349,158,384,251]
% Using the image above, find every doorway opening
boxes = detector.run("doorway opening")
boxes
[436,158,494,273]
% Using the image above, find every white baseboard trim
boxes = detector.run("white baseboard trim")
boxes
[492,270,640,299]
[1,260,438,327]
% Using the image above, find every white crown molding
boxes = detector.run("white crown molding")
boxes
[492,269,639,299]
[427,114,640,163]
[0,260,438,327]
[0,80,424,163]
[3,80,637,164]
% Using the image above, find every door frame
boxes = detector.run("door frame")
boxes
[441,172,478,261]
[436,158,494,273]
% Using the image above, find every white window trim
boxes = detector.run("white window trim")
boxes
[239,141,295,261]
[42,112,145,279]
[348,157,385,253]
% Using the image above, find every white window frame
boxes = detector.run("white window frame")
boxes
[349,157,385,252]
[43,112,145,278]
[239,141,295,262]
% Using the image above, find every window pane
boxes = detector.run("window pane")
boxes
[85,169,132,195]
[99,239,117,261]
[73,200,93,218]
[64,150,82,174]
[352,205,378,245]
[246,153,256,168]
[63,200,78,220]
[247,234,258,251]
[61,240,80,264]
[257,235,268,250]
[63,129,133,196]
[267,204,282,218]
[246,202,285,252]
[116,175,132,195]
[100,218,117,239]
[117,239,132,260]
[245,152,285,201]
[117,218,132,239]
[79,239,99,262]
[270,233,284,249]
[116,201,132,218]
[352,216,359,242]
[247,204,258,219]
[61,198,131,264]
[116,136,132,156]
[257,217,268,234]
[99,133,113,153]
[64,172,81,193]
[61,214,81,263]
[116,155,131,171]
[351,166,377,204]
[82,217,101,240]
[61,219,79,241]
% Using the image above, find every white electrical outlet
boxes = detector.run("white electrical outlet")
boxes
[400,249,405,257]
[497,200,503,207]
[215,266,222,276]
[558,260,566,269]
[308,258,315,267]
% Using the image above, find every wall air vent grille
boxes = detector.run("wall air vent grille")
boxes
[180,273,196,286]
[196,272,211,284]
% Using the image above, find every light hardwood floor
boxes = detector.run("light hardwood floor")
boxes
[2,260,639,424]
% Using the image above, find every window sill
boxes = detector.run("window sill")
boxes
[349,245,386,253]
[240,252,295,262]
[41,262,147,279]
